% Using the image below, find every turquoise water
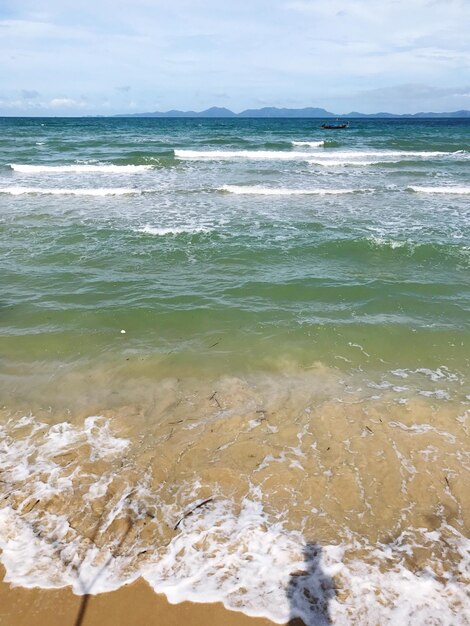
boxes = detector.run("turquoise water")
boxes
[1,117,470,624]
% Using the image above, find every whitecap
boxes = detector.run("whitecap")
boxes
[137,225,211,236]
[174,148,462,162]
[291,141,325,147]
[307,159,383,167]
[313,150,454,159]
[8,164,153,173]
[0,187,144,196]
[408,186,470,194]
[175,149,316,160]
[367,235,409,249]
[219,185,360,196]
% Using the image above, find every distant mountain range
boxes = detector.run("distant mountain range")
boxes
[115,106,470,118]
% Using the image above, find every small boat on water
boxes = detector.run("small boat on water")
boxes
[321,121,349,129]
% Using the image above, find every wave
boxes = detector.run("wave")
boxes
[0,186,144,196]
[314,150,462,159]
[137,225,211,236]
[174,148,465,162]
[0,413,468,625]
[2,497,468,625]
[8,164,153,173]
[307,159,382,167]
[408,186,470,195]
[314,236,470,266]
[291,141,325,147]
[220,185,361,196]
[366,235,412,250]
[175,149,318,160]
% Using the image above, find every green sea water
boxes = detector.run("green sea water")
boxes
[1,118,469,391]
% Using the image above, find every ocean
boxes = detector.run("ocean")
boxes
[0,117,469,624]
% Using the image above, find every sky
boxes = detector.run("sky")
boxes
[1,0,470,116]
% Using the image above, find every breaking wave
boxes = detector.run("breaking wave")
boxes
[0,413,468,625]
[137,225,211,236]
[219,185,361,195]
[175,150,318,160]
[291,141,325,147]
[8,164,153,173]
[407,186,470,194]
[0,186,145,196]
[174,148,466,163]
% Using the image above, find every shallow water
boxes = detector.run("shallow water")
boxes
[0,117,469,624]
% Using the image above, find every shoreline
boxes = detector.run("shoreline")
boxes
[0,567,280,626]
[0,375,468,624]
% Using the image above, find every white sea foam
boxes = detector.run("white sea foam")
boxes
[0,186,144,196]
[1,416,129,473]
[307,159,382,167]
[1,497,469,625]
[312,150,454,159]
[408,186,470,194]
[8,164,152,173]
[291,140,325,147]
[175,149,318,160]
[307,148,469,167]
[220,185,359,196]
[367,235,409,249]
[0,415,468,625]
[175,148,462,163]
[389,421,456,443]
[140,516,470,626]
[391,366,461,383]
[137,225,210,236]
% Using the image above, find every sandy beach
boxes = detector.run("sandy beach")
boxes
[0,566,280,626]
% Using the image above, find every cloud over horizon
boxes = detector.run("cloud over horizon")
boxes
[1,0,469,115]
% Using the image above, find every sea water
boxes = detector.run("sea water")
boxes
[0,117,469,624]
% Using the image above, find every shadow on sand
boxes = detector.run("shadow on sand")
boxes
[287,543,336,626]
[72,515,134,626]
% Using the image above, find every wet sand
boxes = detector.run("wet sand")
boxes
[0,368,469,624]
[0,566,278,626]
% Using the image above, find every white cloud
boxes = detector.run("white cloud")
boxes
[48,98,86,107]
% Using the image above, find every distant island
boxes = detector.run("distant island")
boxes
[115,106,470,119]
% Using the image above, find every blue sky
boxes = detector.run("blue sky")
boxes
[1,0,469,115]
